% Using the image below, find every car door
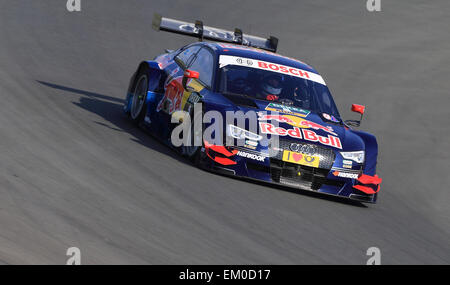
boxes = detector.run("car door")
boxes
[149,45,201,139]
[156,45,201,114]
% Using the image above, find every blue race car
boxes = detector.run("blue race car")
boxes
[123,14,382,203]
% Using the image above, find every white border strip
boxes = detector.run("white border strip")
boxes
[219,55,326,86]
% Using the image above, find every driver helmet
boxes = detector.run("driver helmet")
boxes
[261,74,284,97]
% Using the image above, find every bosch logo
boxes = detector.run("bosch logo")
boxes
[289,143,317,156]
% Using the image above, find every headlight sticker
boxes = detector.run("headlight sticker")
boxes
[340,151,365,164]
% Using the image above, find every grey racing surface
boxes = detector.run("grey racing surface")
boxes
[0,0,449,264]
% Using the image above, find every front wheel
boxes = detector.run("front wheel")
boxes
[130,71,149,123]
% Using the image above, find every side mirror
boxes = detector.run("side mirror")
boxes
[182,69,203,93]
[351,104,365,115]
[345,104,365,127]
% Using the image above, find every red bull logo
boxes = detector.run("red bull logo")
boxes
[258,113,336,136]
[259,122,342,149]
[157,76,185,114]
[300,120,337,136]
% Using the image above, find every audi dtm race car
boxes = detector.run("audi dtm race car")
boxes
[123,14,382,203]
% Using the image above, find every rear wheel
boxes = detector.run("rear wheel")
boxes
[180,108,203,162]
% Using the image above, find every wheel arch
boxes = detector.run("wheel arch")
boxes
[135,61,164,92]
[124,60,165,116]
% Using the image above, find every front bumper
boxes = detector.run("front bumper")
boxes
[201,142,380,203]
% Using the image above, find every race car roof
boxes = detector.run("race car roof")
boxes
[211,42,318,74]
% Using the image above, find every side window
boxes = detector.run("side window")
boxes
[175,46,201,68]
[188,48,214,88]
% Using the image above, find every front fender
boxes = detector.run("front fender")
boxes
[352,130,378,176]
[124,61,164,113]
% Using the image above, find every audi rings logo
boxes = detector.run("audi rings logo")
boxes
[235,58,253,66]
[289,143,317,156]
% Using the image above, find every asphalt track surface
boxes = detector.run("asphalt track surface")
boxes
[0,0,449,264]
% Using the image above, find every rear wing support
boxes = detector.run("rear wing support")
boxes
[152,14,278,53]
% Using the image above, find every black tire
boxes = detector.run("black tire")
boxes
[129,68,150,124]
[180,108,203,163]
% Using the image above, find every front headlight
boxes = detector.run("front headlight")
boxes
[227,125,262,141]
[340,151,365,164]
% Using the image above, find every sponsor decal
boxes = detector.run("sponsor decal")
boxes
[264,103,310,117]
[282,150,319,168]
[322,113,340,123]
[187,92,202,104]
[219,55,326,86]
[236,151,265,161]
[259,122,342,149]
[157,74,199,114]
[157,75,184,114]
[204,140,266,164]
[244,140,258,149]
[342,159,353,168]
[177,24,240,44]
[258,112,336,135]
[244,144,257,150]
[289,143,317,156]
[332,171,359,179]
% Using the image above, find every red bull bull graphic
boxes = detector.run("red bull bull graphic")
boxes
[258,112,337,136]
[259,122,342,149]
[156,75,186,114]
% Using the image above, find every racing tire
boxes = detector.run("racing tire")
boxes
[129,68,150,124]
[180,108,203,163]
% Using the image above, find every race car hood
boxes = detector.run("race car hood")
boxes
[233,100,366,152]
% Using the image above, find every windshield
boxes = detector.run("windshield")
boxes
[219,64,341,118]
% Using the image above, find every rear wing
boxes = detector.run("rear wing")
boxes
[152,14,278,53]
